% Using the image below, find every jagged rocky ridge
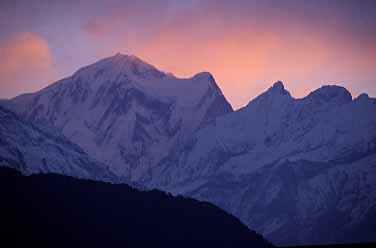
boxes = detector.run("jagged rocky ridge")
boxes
[2,54,376,245]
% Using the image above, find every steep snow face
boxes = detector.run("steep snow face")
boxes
[0,106,117,182]
[9,54,233,178]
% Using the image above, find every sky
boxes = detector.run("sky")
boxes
[0,0,375,109]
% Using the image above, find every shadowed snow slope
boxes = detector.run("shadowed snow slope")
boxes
[0,106,117,182]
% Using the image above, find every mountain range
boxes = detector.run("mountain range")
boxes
[1,53,375,246]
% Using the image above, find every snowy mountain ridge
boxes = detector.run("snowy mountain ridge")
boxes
[181,81,374,179]
[1,54,375,245]
[176,80,376,245]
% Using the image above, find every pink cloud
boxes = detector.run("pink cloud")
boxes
[0,32,55,98]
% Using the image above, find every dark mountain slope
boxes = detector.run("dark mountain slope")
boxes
[281,243,376,248]
[0,167,271,248]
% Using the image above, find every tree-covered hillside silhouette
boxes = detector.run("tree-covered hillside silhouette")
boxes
[0,167,271,248]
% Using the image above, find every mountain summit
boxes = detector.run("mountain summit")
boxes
[270,81,288,93]
[306,85,352,105]
[8,54,233,177]
[75,53,167,81]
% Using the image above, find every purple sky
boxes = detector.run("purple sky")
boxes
[1,0,375,108]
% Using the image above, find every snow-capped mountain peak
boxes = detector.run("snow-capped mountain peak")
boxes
[110,53,165,78]
[72,53,167,87]
[355,92,370,102]
[245,80,292,111]
[192,72,224,93]
[8,54,233,177]
[305,85,352,106]
[271,80,285,90]
[269,81,289,94]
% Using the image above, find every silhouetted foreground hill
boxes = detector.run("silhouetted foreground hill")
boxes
[0,167,271,248]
